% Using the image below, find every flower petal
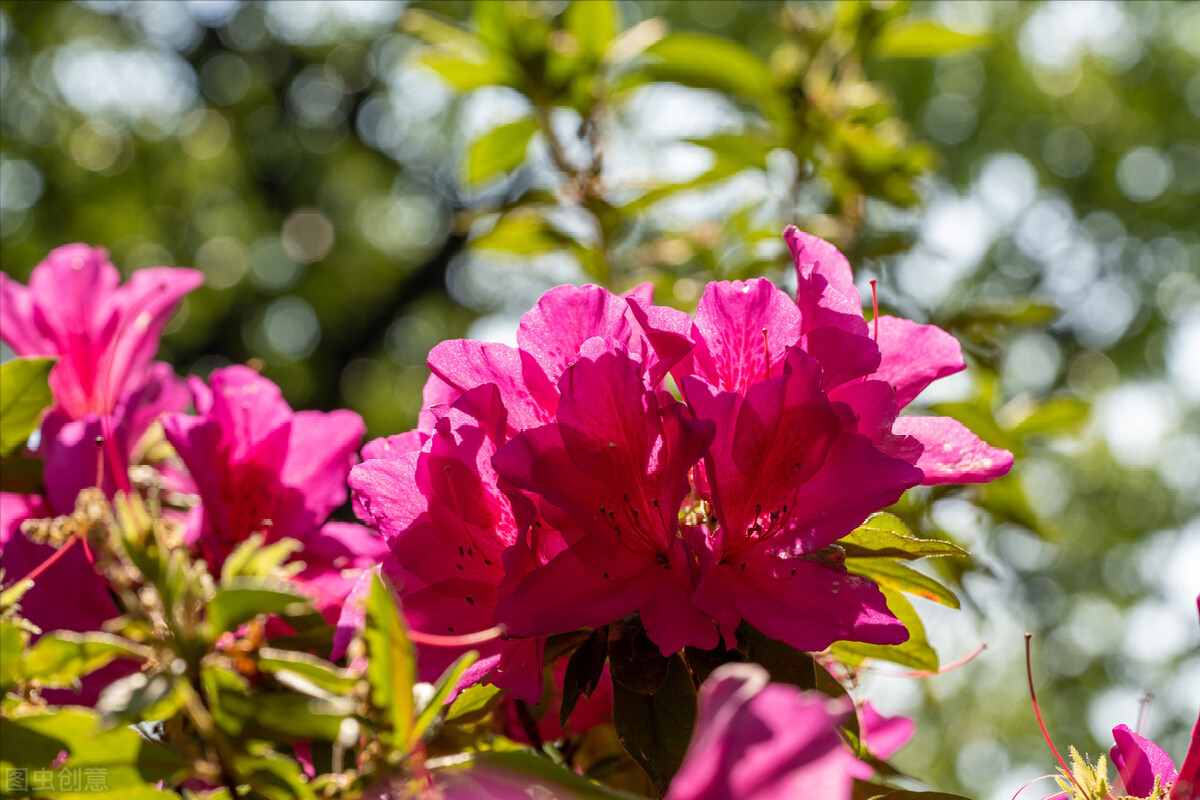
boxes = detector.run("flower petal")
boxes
[872,316,965,407]
[1110,723,1178,798]
[891,416,1014,485]
[785,226,867,337]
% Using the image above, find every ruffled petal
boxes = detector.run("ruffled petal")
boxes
[785,226,867,337]
[891,416,1013,485]
[871,316,965,407]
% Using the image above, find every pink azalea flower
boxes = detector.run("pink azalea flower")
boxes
[0,246,200,702]
[348,385,544,700]
[492,340,717,655]
[859,701,915,762]
[783,226,1013,486]
[677,279,920,651]
[667,663,865,800]
[422,284,691,435]
[162,366,385,619]
[1110,723,1179,798]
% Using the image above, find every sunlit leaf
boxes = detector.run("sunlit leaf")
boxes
[364,571,415,748]
[832,589,939,672]
[840,514,968,560]
[412,650,478,745]
[464,115,538,186]
[204,580,313,640]
[0,356,55,455]
[445,683,504,724]
[848,559,961,609]
[23,631,151,689]
[0,620,30,690]
[874,20,990,59]
[257,647,359,696]
[567,0,619,62]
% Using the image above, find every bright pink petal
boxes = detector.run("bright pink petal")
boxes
[516,284,639,385]
[687,279,802,395]
[625,289,696,384]
[349,452,424,540]
[785,226,867,337]
[1110,724,1178,798]
[871,316,965,407]
[695,560,906,652]
[294,522,388,619]
[892,416,1013,485]
[361,430,425,461]
[804,326,880,390]
[859,702,914,761]
[0,272,49,354]
[668,663,861,800]
[277,409,364,533]
[1173,708,1200,800]
[426,339,553,432]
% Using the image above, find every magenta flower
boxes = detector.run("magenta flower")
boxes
[348,384,544,700]
[0,246,200,702]
[859,701,915,762]
[667,663,865,800]
[784,226,1013,486]
[423,283,691,436]
[1110,724,1179,798]
[163,366,385,618]
[677,278,920,650]
[492,341,717,655]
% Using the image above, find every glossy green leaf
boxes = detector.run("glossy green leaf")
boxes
[639,33,780,118]
[364,571,415,748]
[840,514,968,560]
[415,50,517,91]
[445,683,504,724]
[0,356,55,456]
[0,620,30,689]
[567,0,618,62]
[23,631,151,689]
[874,20,990,59]
[464,116,538,186]
[204,580,313,640]
[257,647,359,696]
[1,708,186,792]
[436,749,636,799]
[220,535,303,583]
[832,588,939,672]
[412,650,478,745]
[848,559,961,609]
[612,653,696,795]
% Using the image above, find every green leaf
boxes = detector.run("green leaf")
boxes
[608,617,669,695]
[1,620,30,689]
[0,577,34,611]
[566,0,618,62]
[832,589,939,672]
[412,650,478,745]
[738,625,817,690]
[415,50,517,91]
[472,211,576,255]
[853,782,972,800]
[874,20,990,59]
[257,647,359,696]
[464,116,538,186]
[1008,396,1090,439]
[445,683,504,724]
[204,580,313,639]
[840,514,968,560]
[96,673,185,726]
[0,356,55,455]
[232,749,316,800]
[612,653,696,795]
[364,571,415,748]
[436,750,636,799]
[561,625,609,726]
[1,708,186,793]
[201,663,349,742]
[220,535,303,583]
[847,559,961,609]
[23,631,151,689]
[639,33,783,121]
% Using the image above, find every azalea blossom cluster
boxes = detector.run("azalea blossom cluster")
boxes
[344,226,1013,700]
[0,245,384,702]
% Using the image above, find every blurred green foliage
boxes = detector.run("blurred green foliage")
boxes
[2,1,1198,797]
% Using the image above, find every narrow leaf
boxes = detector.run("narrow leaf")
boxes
[464,115,538,186]
[612,653,696,794]
[364,571,415,747]
[412,650,478,745]
[875,20,990,59]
